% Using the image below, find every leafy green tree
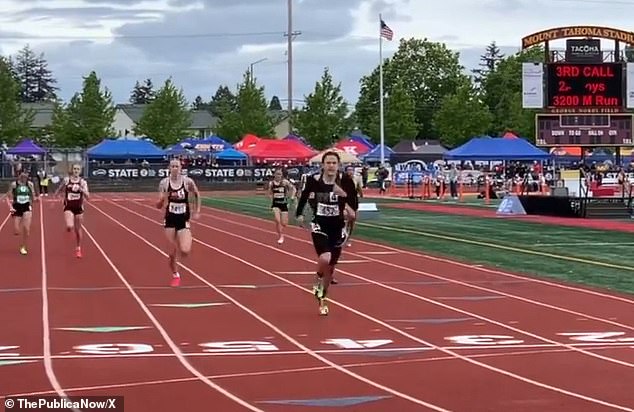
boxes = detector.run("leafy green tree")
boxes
[356,38,468,139]
[134,78,191,147]
[0,57,34,145]
[380,77,418,146]
[215,72,274,141]
[52,71,115,148]
[433,83,493,146]
[482,46,544,139]
[294,67,350,149]
[625,45,634,62]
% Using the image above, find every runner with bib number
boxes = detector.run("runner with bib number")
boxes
[5,169,36,255]
[295,151,356,316]
[157,159,201,287]
[55,164,89,258]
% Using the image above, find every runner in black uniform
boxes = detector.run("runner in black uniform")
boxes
[295,151,355,316]
[5,169,36,255]
[269,168,296,244]
[156,159,201,287]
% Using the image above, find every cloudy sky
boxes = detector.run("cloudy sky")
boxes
[1,0,633,109]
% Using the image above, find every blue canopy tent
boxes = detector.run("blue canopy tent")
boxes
[6,139,46,155]
[87,138,166,160]
[362,144,394,163]
[444,136,551,161]
[215,148,248,164]
[347,130,375,149]
[165,143,194,156]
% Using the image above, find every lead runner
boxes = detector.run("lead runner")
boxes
[295,151,356,316]
[156,159,201,287]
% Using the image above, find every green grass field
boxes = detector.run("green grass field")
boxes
[203,195,634,295]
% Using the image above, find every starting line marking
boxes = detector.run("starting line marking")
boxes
[2,341,634,362]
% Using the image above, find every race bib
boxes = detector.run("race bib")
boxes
[273,192,285,199]
[316,203,339,217]
[168,203,187,214]
[67,193,81,201]
[16,195,30,204]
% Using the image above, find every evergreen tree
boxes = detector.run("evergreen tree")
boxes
[192,95,209,110]
[472,41,505,87]
[129,78,155,104]
[12,45,58,103]
[0,57,34,145]
[294,67,350,149]
[215,72,274,141]
[209,85,237,118]
[134,78,192,147]
[268,96,283,111]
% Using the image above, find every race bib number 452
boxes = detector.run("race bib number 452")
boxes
[316,203,339,217]
[169,203,187,214]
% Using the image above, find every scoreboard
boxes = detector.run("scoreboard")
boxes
[526,60,634,147]
[546,63,623,109]
[535,114,633,146]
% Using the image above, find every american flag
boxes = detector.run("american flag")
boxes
[380,19,393,41]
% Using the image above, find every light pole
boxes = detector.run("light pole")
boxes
[285,0,301,135]
[249,58,267,82]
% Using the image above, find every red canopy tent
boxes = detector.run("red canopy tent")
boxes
[234,134,260,150]
[334,138,371,156]
[245,139,316,163]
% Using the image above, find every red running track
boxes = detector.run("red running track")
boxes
[1,195,634,411]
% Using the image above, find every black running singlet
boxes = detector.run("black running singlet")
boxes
[165,179,190,218]
[271,181,287,207]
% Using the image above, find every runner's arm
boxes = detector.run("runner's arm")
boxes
[156,178,168,209]
[80,179,90,200]
[295,176,315,219]
[54,177,68,197]
[187,178,201,214]
[5,182,15,209]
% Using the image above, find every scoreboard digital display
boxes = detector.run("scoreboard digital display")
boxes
[547,63,624,109]
[535,114,633,146]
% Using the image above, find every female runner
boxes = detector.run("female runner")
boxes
[55,164,90,258]
[5,169,37,255]
[268,168,296,244]
[156,159,201,287]
[295,151,355,316]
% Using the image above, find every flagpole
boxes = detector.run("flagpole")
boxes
[379,14,385,166]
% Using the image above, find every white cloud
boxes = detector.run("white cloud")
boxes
[1,0,633,107]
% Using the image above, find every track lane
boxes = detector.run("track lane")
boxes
[103,200,634,411]
[86,201,445,411]
[200,201,634,314]
[195,203,634,338]
[0,208,54,398]
[40,199,265,411]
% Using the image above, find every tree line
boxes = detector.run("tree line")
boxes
[2,42,633,151]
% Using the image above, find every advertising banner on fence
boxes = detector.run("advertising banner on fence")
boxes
[88,164,305,181]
